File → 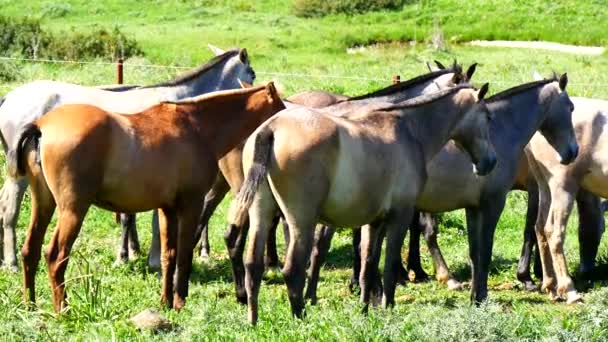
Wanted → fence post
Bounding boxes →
[392,75,400,85]
[116,58,124,85]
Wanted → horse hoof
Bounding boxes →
[447,279,463,291]
[522,281,539,292]
[566,291,583,304]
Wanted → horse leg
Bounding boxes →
[517,179,540,291]
[45,206,88,312]
[282,217,315,320]
[264,215,281,269]
[173,201,201,310]
[21,168,55,305]
[194,174,229,259]
[1,177,28,271]
[421,212,460,290]
[157,208,178,308]
[114,213,138,266]
[383,208,413,308]
[350,227,362,292]
[407,210,429,282]
[224,206,249,304]
[243,182,277,325]
[534,181,558,300]
[466,196,505,304]
[547,185,580,303]
[305,224,335,305]
[359,223,386,311]
[576,189,604,280]
[147,209,161,271]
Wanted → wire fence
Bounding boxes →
[2,55,608,89]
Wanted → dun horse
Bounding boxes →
[307,75,579,305]
[231,84,494,324]
[524,96,608,303]
[193,62,476,266]
[0,48,256,271]
[8,84,284,312]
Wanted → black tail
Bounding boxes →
[229,128,274,226]
[7,123,41,178]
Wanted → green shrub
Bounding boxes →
[0,16,142,60]
[41,2,72,18]
[292,0,406,17]
[0,62,21,82]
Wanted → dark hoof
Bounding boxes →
[349,278,360,294]
[236,291,247,305]
[522,280,539,292]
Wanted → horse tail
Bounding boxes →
[7,122,41,178]
[229,128,274,227]
[0,96,5,108]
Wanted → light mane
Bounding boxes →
[139,49,242,88]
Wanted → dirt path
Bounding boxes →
[469,40,605,56]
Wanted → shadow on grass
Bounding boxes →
[448,255,519,283]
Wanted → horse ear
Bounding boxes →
[207,44,225,56]
[434,60,446,69]
[239,49,249,63]
[238,79,253,88]
[465,63,478,81]
[559,73,568,91]
[426,61,434,72]
[478,83,489,101]
[266,82,277,101]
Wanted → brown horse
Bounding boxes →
[231,84,494,324]
[8,83,285,313]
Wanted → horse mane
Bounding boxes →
[139,49,241,89]
[161,84,268,105]
[379,84,474,111]
[486,76,558,102]
[348,67,462,101]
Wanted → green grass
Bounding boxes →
[1,1,608,340]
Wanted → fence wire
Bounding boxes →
[2,55,608,88]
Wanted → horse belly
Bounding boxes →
[321,146,408,227]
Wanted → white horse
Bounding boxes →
[0,45,256,270]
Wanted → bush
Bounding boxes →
[0,16,143,60]
[292,0,406,17]
[0,62,21,82]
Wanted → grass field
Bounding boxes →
[2,1,608,340]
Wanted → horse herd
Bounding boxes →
[0,45,606,325]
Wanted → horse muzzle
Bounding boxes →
[560,142,579,165]
[473,152,497,176]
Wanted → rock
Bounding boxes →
[129,309,173,331]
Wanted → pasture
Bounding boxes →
[1,0,608,340]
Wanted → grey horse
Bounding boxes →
[0,46,255,270]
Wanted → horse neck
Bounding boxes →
[170,60,240,98]
[488,87,547,158]
[402,95,468,164]
[191,95,279,159]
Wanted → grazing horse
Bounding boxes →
[0,48,255,270]
[231,84,494,324]
[8,84,285,313]
[524,96,608,303]
[194,62,477,264]
[307,75,579,305]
